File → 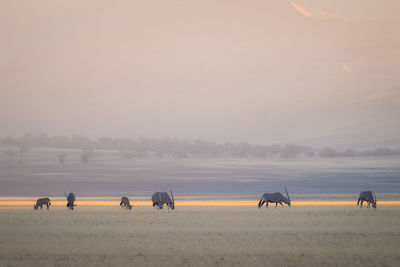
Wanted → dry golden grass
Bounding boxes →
[0,206,399,266]
[2,196,400,207]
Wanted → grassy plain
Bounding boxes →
[1,206,399,266]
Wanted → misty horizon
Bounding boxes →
[2,133,399,160]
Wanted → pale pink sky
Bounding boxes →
[0,0,399,148]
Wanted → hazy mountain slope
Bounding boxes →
[0,0,399,147]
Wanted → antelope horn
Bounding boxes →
[63,190,68,198]
[170,190,174,204]
[373,191,377,203]
[284,186,290,202]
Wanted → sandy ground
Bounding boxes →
[1,206,399,266]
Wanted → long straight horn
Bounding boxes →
[63,190,68,198]
[284,186,290,202]
[373,191,377,203]
[170,191,174,202]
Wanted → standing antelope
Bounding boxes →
[34,198,51,210]
[64,192,76,210]
[357,191,377,208]
[120,196,133,210]
[258,186,291,208]
[152,191,175,210]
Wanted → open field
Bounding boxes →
[1,206,400,266]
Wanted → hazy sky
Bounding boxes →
[1,0,399,148]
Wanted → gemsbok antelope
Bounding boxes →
[34,198,51,210]
[357,191,377,208]
[120,196,133,210]
[152,191,175,210]
[258,186,291,208]
[64,192,76,210]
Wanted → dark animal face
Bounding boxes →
[283,197,291,207]
[372,202,376,208]
[170,202,175,209]
[34,205,38,210]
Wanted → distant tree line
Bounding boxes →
[318,147,398,158]
[1,133,399,159]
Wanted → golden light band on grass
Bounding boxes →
[1,197,400,208]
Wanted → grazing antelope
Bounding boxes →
[34,198,51,210]
[357,191,377,208]
[64,192,76,210]
[258,186,291,208]
[152,191,175,210]
[120,196,133,210]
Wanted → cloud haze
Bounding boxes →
[0,0,399,148]
[290,2,352,22]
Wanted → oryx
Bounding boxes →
[34,198,51,210]
[120,196,133,210]
[258,186,291,208]
[357,191,377,208]
[152,191,175,210]
[64,191,76,210]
